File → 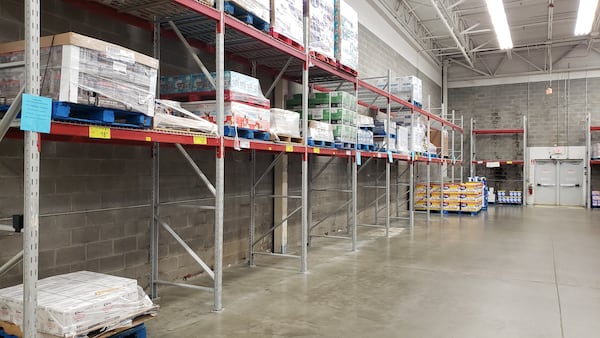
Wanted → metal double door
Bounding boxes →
[534,159,584,206]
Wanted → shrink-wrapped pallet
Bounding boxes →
[0,32,158,116]
[229,0,270,23]
[358,128,374,146]
[334,0,358,70]
[270,108,300,138]
[182,100,270,131]
[271,0,304,45]
[310,0,335,59]
[308,120,334,142]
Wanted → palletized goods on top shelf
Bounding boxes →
[0,32,158,117]
[357,114,374,129]
[310,0,335,59]
[0,271,157,338]
[270,0,304,45]
[334,0,359,71]
[376,76,423,106]
[308,120,335,143]
[155,100,218,134]
[228,0,271,23]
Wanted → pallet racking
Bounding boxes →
[586,113,600,208]
[0,0,464,331]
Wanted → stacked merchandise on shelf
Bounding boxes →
[270,108,301,140]
[0,271,157,338]
[310,0,335,60]
[376,76,423,107]
[0,32,158,118]
[430,129,449,158]
[373,115,397,152]
[396,126,409,154]
[460,182,484,213]
[592,143,600,159]
[497,190,523,204]
[334,0,359,71]
[227,0,270,23]
[161,71,271,133]
[154,100,218,134]
[357,114,375,147]
[286,91,357,146]
[307,120,335,143]
[270,0,304,45]
[396,113,427,154]
[592,191,600,208]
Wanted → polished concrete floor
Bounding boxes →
[146,206,600,337]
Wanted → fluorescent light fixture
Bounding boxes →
[485,0,513,49]
[574,0,599,35]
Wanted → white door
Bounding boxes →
[558,160,584,206]
[534,160,557,205]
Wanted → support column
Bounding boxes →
[23,0,40,336]
[249,150,256,266]
[150,19,161,300]
[274,155,288,253]
[213,0,225,312]
[300,0,310,272]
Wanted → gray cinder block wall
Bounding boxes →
[0,0,440,288]
[449,77,600,191]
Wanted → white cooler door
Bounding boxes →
[534,160,557,205]
[558,160,584,206]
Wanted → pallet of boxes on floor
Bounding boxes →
[415,179,487,215]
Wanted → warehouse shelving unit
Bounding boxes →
[1,0,465,330]
[470,117,528,206]
[586,113,600,209]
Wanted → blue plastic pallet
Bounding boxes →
[223,1,270,32]
[357,144,377,151]
[0,329,18,338]
[307,138,335,148]
[223,126,270,141]
[334,142,356,150]
[52,102,152,129]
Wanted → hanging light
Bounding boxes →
[485,0,513,49]
[574,0,599,35]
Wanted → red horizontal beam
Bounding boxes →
[473,129,524,135]
[591,126,600,131]
[591,160,600,165]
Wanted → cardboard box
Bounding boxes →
[0,32,158,116]
[271,0,304,45]
[334,0,358,70]
[430,130,449,157]
[182,101,270,131]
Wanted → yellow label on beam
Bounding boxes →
[286,145,293,152]
[193,136,207,145]
[145,136,152,142]
[506,161,513,164]
[313,147,320,154]
[89,126,111,139]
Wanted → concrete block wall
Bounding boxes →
[0,0,440,288]
[449,77,600,192]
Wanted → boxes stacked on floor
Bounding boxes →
[0,32,158,118]
[460,182,484,212]
[442,183,462,211]
[160,71,270,133]
[497,190,522,204]
[0,271,156,338]
[592,191,600,208]
[310,0,335,59]
[334,0,359,71]
[415,183,432,210]
[270,0,304,45]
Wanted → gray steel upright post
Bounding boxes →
[523,115,528,206]
[23,0,40,336]
[385,70,391,238]
[460,116,464,182]
[213,0,225,312]
[426,116,431,221]
[150,20,161,300]
[451,110,455,182]
[470,118,475,178]
[249,150,256,266]
[586,113,591,209]
[440,104,446,219]
[352,82,358,251]
[301,1,309,272]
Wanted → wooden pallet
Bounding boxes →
[271,134,303,144]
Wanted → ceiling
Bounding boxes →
[376,0,600,81]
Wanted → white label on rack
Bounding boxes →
[240,140,250,149]
[486,161,500,168]
[113,61,127,73]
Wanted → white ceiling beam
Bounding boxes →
[430,0,474,66]
[552,43,582,66]
[494,55,507,76]
[448,0,467,9]
[450,58,490,76]
[460,23,480,35]
[513,52,545,72]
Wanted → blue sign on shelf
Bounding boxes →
[356,150,361,166]
[388,151,393,163]
[20,94,52,133]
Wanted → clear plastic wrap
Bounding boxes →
[358,128,374,145]
[182,100,270,131]
[271,0,304,44]
[357,114,374,129]
[396,126,409,153]
[376,76,423,104]
[310,0,335,58]
[230,0,270,22]
[0,33,158,117]
[0,271,157,338]
[308,120,334,142]
[332,124,357,143]
[270,108,300,138]
[161,71,269,107]
[334,0,358,70]
[154,100,218,134]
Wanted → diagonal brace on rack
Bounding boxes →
[265,57,293,98]
[0,87,24,143]
[168,21,216,90]
[176,144,216,197]
[252,205,302,247]
[255,152,284,188]
[0,250,23,278]
[311,156,337,181]
[158,219,215,280]
[310,199,352,232]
